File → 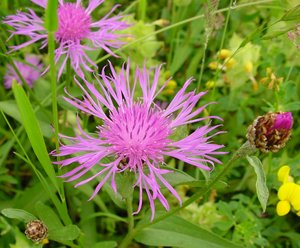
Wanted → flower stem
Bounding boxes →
[119,193,135,248]
[127,194,134,233]
[48,32,59,154]
[119,141,256,247]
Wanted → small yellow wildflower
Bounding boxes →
[166,80,177,90]
[277,165,293,184]
[277,182,300,216]
[163,88,175,96]
[42,238,49,245]
[244,61,253,73]
[276,200,290,216]
[224,58,236,69]
[205,80,215,89]
[208,61,219,70]
[218,49,231,60]
[260,67,283,92]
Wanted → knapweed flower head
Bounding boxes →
[276,165,300,217]
[4,55,42,89]
[52,61,225,220]
[247,112,293,153]
[25,220,48,243]
[4,0,129,78]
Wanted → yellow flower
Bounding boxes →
[208,61,219,70]
[205,80,215,89]
[224,58,236,69]
[166,80,177,90]
[218,49,231,60]
[260,67,283,92]
[163,88,175,96]
[277,165,293,184]
[276,200,290,216]
[244,61,253,73]
[277,182,300,216]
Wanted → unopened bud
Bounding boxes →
[153,19,170,27]
[25,220,48,243]
[247,112,293,153]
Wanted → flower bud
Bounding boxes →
[218,49,231,59]
[25,220,48,243]
[246,112,293,153]
[208,61,219,70]
[244,61,253,73]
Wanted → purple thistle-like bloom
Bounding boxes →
[4,0,129,78]
[53,61,225,220]
[273,112,293,130]
[4,55,43,89]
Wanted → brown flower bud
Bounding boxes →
[247,112,293,153]
[25,220,48,243]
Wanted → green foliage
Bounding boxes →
[135,215,241,248]
[246,156,269,212]
[1,0,300,247]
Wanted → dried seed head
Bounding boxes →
[25,220,48,243]
[247,112,293,153]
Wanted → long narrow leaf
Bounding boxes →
[12,82,60,193]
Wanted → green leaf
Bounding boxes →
[0,100,21,122]
[35,201,63,231]
[12,83,60,193]
[246,156,269,212]
[1,208,36,223]
[0,100,53,138]
[281,4,300,21]
[45,0,58,31]
[162,167,197,186]
[92,241,118,248]
[10,228,40,248]
[48,225,81,242]
[117,172,135,198]
[283,101,300,111]
[135,215,241,248]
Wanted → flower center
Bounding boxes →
[56,3,91,42]
[101,104,171,165]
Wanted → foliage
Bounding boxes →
[0,0,300,247]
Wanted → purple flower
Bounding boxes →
[4,0,129,78]
[273,112,293,130]
[4,55,43,89]
[247,112,293,153]
[52,61,225,220]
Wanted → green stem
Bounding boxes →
[196,32,210,92]
[119,191,135,248]
[127,194,134,233]
[48,31,59,154]
[119,142,256,247]
[66,58,72,88]
[95,0,273,64]
[209,0,233,102]
[138,0,147,21]
[48,30,68,217]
